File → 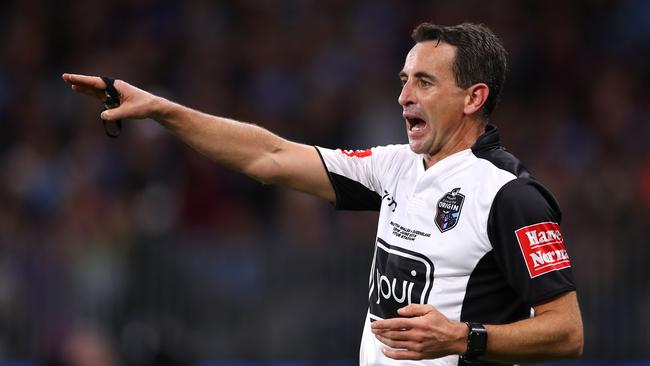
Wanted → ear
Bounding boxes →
[463,83,489,116]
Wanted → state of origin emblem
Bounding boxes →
[435,188,465,233]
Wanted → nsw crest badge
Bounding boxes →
[435,188,465,233]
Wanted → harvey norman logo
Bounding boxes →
[515,222,571,278]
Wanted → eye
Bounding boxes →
[400,78,407,87]
[418,79,432,88]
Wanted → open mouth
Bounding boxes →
[406,117,427,131]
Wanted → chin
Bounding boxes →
[408,140,427,154]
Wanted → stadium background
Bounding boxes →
[1,0,649,365]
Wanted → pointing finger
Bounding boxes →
[70,84,107,101]
[62,73,107,90]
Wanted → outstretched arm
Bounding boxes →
[62,73,335,202]
[371,291,583,363]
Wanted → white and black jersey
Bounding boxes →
[315,125,575,366]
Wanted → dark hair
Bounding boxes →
[411,23,507,119]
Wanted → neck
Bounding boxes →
[423,119,485,169]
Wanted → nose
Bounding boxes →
[398,80,414,107]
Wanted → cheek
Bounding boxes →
[436,94,465,117]
[425,99,455,124]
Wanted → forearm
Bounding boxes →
[482,308,583,363]
[63,74,335,200]
[152,97,290,183]
[473,292,583,364]
[372,293,583,364]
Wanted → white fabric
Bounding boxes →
[317,146,517,366]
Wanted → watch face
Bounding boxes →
[466,323,487,358]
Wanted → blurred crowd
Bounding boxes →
[0,0,649,364]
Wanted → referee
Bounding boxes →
[63,22,583,366]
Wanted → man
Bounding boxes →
[63,23,583,365]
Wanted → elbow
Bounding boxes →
[564,339,583,359]
[242,154,282,185]
[247,171,277,186]
[569,334,584,359]
[250,165,281,185]
[564,325,584,359]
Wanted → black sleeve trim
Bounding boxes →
[313,146,381,211]
[529,286,577,307]
[329,173,382,211]
[314,146,341,208]
[487,178,575,305]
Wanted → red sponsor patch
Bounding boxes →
[338,148,372,158]
[515,222,571,278]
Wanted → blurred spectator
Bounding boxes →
[0,0,648,363]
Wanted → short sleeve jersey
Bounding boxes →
[315,125,575,366]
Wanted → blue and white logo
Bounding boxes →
[435,187,465,233]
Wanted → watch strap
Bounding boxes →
[462,322,487,362]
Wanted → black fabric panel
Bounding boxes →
[458,252,529,366]
[471,124,531,179]
[459,251,530,324]
[471,125,574,305]
[313,146,382,211]
[487,178,575,305]
[460,126,574,366]
[329,173,382,211]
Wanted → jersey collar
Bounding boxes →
[417,124,501,181]
[418,148,473,183]
[471,124,501,154]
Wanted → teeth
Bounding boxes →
[408,118,425,132]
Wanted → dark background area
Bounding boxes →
[0,0,649,365]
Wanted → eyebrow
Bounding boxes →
[398,71,437,82]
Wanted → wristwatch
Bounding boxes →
[462,322,488,362]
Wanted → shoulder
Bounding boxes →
[472,145,530,179]
[371,143,415,164]
[316,144,411,159]
[491,177,562,224]
[371,144,413,158]
[469,133,560,218]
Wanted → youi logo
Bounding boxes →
[368,238,434,321]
